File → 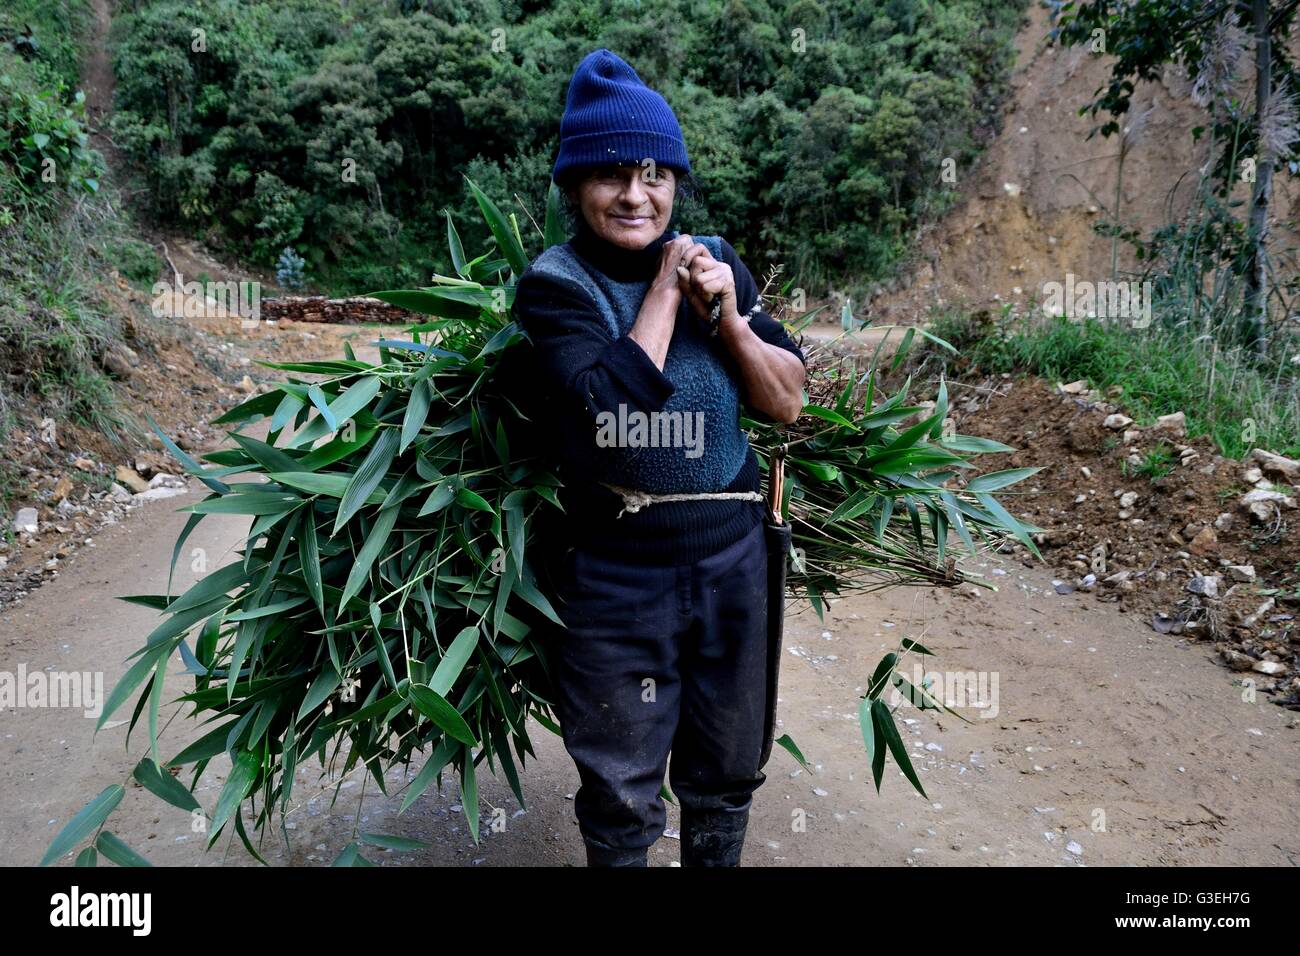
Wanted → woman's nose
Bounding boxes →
[620,173,648,205]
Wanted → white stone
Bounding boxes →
[1153,412,1187,437]
[11,507,38,534]
[133,487,190,501]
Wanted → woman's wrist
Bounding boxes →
[715,310,754,350]
[714,298,763,344]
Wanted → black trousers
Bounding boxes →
[548,519,770,866]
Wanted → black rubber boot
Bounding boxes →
[679,808,750,867]
[584,841,649,867]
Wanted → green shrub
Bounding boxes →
[927,310,1300,459]
[0,76,102,199]
[106,238,162,287]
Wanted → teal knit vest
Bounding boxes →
[523,232,751,494]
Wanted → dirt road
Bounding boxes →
[3,443,1296,866]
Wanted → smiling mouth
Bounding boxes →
[612,214,650,225]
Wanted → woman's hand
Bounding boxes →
[676,247,739,326]
[650,234,701,305]
[679,241,806,424]
[631,234,702,371]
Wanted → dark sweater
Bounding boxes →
[511,218,806,564]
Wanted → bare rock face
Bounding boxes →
[1253,661,1289,676]
[11,507,39,535]
[1239,488,1296,522]
[1220,648,1256,671]
[1226,565,1256,583]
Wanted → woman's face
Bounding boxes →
[569,163,676,250]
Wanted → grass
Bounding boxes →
[928,308,1300,460]
[106,237,163,288]
[0,0,150,518]
[1121,442,1176,482]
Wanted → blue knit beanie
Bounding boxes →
[552,48,691,183]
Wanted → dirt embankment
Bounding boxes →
[949,375,1298,709]
[0,300,409,609]
[864,3,1300,325]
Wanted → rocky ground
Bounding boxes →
[953,376,1298,709]
[0,284,410,609]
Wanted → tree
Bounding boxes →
[1051,0,1300,355]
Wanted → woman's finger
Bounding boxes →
[678,243,712,271]
[690,265,730,295]
[681,282,709,320]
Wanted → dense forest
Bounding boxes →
[105,0,1027,294]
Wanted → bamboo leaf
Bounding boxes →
[94,831,152,867]
[875,699,928,798]
[455,487,493,512]
[408,685,477,745]
[543,181,567,249]
[39,786,124,866]
[335,429,400,532]
[774,734,811,772]
[940,435,1016,454]
[461,745,480,843]
[132,757,201,813]
[211,749,261,835]
[446,208,467,276]
[359,832,431,851]
[966,466,1042,492]
[339,505,400,609]
[307,384,338,432]
[860,698,882,792]
[300,509,324,616]
[398,737,459,813]
[429,626,479,696]
[401,380,431,453]
[465,176,528,276]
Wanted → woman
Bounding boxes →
[511,48,807,867]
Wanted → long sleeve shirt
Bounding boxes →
[510,217,805,564]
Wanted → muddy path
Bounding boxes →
[3,432,1296,866]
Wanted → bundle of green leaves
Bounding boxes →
[41,179,1039,867]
